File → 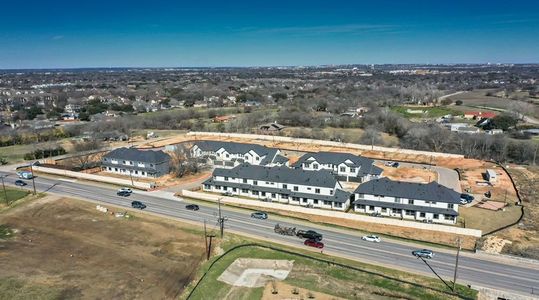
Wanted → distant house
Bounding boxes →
[293,152,383,183]
[464,111,496,120]
[486,169,497,183]
[213,115,236,123]
[486,129,503,135]
[101,147,171,178]
[203,164,352,211]
[456,126,481,134]
[189,141,288,168]
[258,122,286,133]
[353,178,460,224]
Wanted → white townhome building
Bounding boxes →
[189,141,289,168]
[101,147,171,178]
[353,178,460,224]
[202,164,352,211]
[293,151,383,182]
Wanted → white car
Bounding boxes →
[118,188,133,194]
[362,235,381,243]
[384,161,394,167]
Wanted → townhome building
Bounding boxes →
[101,147,171,178]
[202,164,352,211]
[293,151,383,182]
[190,141,289,168]
[353,178,460,224]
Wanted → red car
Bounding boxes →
[304,239,324,249]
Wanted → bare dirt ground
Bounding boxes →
[376,164,437,183]
[0,196,205,299]
[261,281,346,300]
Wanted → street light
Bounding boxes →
[1,175,8,205]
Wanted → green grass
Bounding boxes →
[0,187,29,206]
[0,224,14,239]
[392,106,464,119]
[182,235,477,300]
[0,277,64,300]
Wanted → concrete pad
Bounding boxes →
[218,258,294,288]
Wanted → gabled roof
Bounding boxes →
[193,141,278,159]
[213,164,338,188]
[294,151,381,174]
[104,147,170,163]
[272,154,289,165]
[354,177,461,204]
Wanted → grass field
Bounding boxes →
[0,196,205,299]
[458,204,522,234]
[0,187,29,207]
[391,106,463,119]
[183,235,477,300]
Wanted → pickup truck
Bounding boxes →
[296,230,323,241]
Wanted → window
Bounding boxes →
[243,178,248,183]
[225,154,229,158]
[448,204,454,209]
[307,187,311,190]
[339,166,345,172]
[233,188,237,192]
[293,186,298,191]
[241,188,249,193]
[122,160,126,164]
[433,214,439,219]
[392,208,402,214]
[252,191,259,196]
[445,215,455,220]
[266,181,270,185]
[368,206,374,211]
[420,212,426,218]
[114,168,118,171]
[313,199,318,204]
[350,167,356,173]
[255,157,259,161]
[134,171,138,174]
[394,198,401,203]
[315,188,320,194]
[324,201,331,205]
[283,184,287,189]
[281,194,289,199]
[204,184,211,189]
[271,193,276,198]
[141,172,145,175]
[302,198,308,203]
[224,176,229,181]
[261,192,266,197]
[329,189,333,194]
[405,210,414,216]
[334,203,342,208]
[313,163,318,170]
[408,199,414,205]
[357,193,364,198]
[292,197,299,201]
[381,207,387,213]
[216,186,221,190]
[253,180,258,185]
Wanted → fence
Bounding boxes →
[32,166,153,189]
[182,190,482,237]
[187,132,465,159]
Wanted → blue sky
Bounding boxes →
[1,0,538,68]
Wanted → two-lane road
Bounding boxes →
[1,172,538,297]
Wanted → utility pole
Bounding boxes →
[452,237,462,292]
[1,175,8,205]
[30,165,37,195]
[533,143,538,166]
[129,169,134,187]
[217,197,227,238]
[204,220,215,260]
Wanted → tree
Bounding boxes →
[455,100,463,106]
[440,99,453,106]
[169,144,203,178]
[68,140,102,170]
[490,114,518,131]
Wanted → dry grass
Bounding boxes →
[0,196,205,299]
[458,204,522,234]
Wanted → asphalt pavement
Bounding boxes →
[1,172,538,297]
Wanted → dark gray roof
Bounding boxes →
[294,151,381,175]
[273,154,289,165]
[352,199,458,216]
[203,179,351,203]
[194,140,278,160]
[354,177,461,204]
[213,164,338,188]
[103,147,170,163]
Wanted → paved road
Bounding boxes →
[2,172,538,297]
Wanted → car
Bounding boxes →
[251,211,268,219]
[223,191,233,196]
[131,201,146,209]
[391,162,400,168]
[412,249,434,259]
[296,230,323,241]
[304,239,324,249]
[384,161,394,167]
[185,204,200,211]
[362,235,381,243]
[117,190,131,197]
[460,193,474,204]
[14,180,27,186]
[118,188,133,194]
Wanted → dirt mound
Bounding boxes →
[481,236,512,254]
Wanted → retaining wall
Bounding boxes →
[187,132,465,159]
[182,190,482,237]
[32,166,153,189]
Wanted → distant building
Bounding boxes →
[101,147,171,178]
[486,129,503,135]
[189,141,288,168]
[464,111,496,119]
[213,115,236,123]
[486,169,497,183]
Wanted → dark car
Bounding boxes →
[15,180,27,186]
[391,162,400,168]
[304,239,324,249]
[117,190,131,197]
[412,249,434,259]
[131,201,146,209]
[296,230,323,241]
[460,193,474,204]
[185,204,200,211]
[251,211,268,219]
